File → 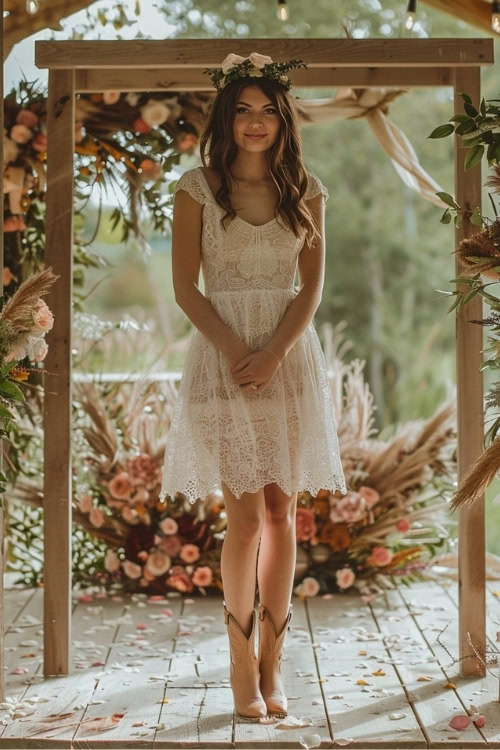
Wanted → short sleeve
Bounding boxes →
[172,169,206,205]
[305,173,329,203]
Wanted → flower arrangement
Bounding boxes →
[429,91,500,509]
[7,318,457,598]
[203,52,307,92]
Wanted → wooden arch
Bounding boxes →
[34,38,493,678]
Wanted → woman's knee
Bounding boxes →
[221,482,265,538]
[264,484,297,527]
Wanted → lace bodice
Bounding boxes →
[173,167,329,297]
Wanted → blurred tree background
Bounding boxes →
[6,0,500,551]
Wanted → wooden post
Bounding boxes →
[43,68,75,675]
[0,0,5,702]
[454,65,486,677]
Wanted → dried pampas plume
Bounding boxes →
[449,438,500,511]
[0,267,59,329]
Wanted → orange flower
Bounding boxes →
[9,367,29,381]
[319,521,351,551]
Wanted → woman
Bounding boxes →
[160,52,347,721]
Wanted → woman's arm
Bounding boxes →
[263,193,326,362]
[172,188,252,364]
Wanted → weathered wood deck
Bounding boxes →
[0,580,498,749]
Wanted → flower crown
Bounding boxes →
[203,52,307,93]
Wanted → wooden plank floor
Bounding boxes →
[0,580,498,748]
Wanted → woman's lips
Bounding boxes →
[245,134,266,139]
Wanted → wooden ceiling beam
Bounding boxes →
[420,0,496,35]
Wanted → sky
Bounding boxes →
[5,1,176,91]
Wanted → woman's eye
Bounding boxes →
[236,107,276,114]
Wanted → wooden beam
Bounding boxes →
[35,38,494,70]
[421,0,495,36]
[43,68,75,676]
[453,66,486,677]
[0,0,5,704]
[75,66,455,92]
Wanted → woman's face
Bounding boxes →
[232,85,281,153]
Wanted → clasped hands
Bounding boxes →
[230,348,281,394]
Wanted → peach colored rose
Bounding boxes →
[180,543,200,563]
[395,518,411,534]
[294,576,320,597]
[10,124,32,144]
[158,534,182,557]
[160,517,178,535]
[140,99,170,127]
[3,267,14,286]
[103,91,120,105]
[329,492,367,524]
[358,485,380,509]
[192,566,213,587]
[296,507,317,542]
[166,565,193,593]
[336,567,356,590]
[367,545,393,567]
[16,108,39,128]
[4,215,27,232]
[32,132,47,152]
[109,471,134,499]
[33,341,48,362]
[32,299,54,332]
[145,550,171,577]
[123,560,142,579]
[104,549,121,573]
[127,454,160,490]
[89,506,105,528]
[77,493,93,513]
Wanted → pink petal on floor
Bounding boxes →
[449,714,472,730]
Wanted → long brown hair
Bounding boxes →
[199,76,321,249]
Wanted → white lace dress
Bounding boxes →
[159,167,347,504]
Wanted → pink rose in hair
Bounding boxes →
[296,507,317,542]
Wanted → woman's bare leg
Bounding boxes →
[220,480,266,637]
[257,482,298,631]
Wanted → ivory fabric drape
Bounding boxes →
[295,87,448,209]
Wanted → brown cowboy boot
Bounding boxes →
[257,603,293,717]
[223,601,268,721]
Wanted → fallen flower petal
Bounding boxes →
[444,682,456,689]
[449,714,472,730]
[417,676,433,681]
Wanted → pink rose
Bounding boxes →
[32,133,47,152]
[109,471,134,500]
[367,545,393,567]
[104,549,121,573]
[329,492,367,524]
[180,543,200,563]
[145,550,171,577]
[358,485,380,509]
[294,576,320,597]
[32,299,54,332]
[77,493,93,513]
[3,215,27,232]
[296,507,316,542]
[103,91,120,105]
[166,565,193,593]
[395,518,411,534]
[336,567,356,590]
[127,454,161,490]
[123,560,142,579]
[159,517,178,535]
[158,534,182,558]
[192,566,213,587]
[89,506,105,528]
[16,108,39,128]
[10,124,32,144]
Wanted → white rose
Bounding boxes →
[221,53,246,74]
[140,99,170,127]
[248,52,273,69]
[248,68,264,78]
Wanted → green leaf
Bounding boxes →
[0,381,25,402]
[480,98,486,117]
[449,114,471,123]
[469,213,483,226]
[436,191,459,209]
[455,120,477,136]
[440,209,452,224]
[460,92,472,105]
[464,144,484,170]
[428,124,455,139]
[464,102,479,118]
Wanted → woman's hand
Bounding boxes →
[230,349,281,393]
